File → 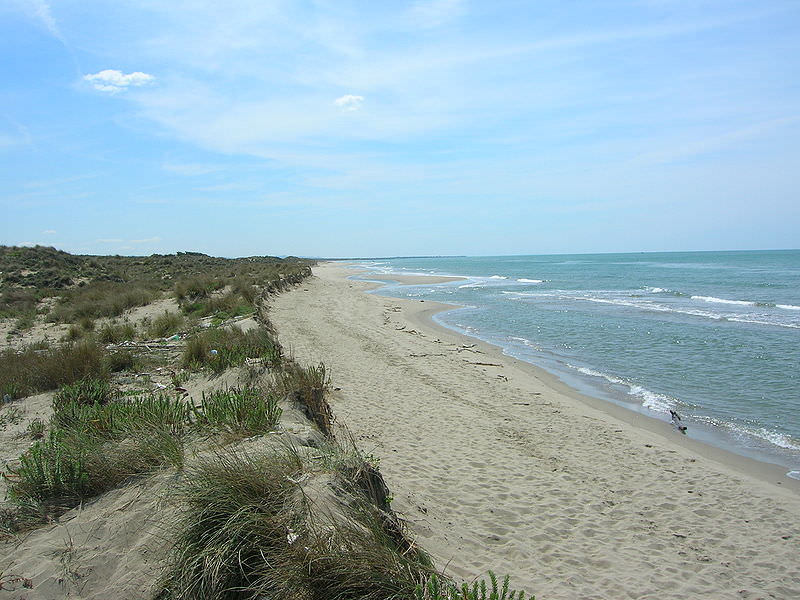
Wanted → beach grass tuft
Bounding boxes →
[182,326,282,374]
[193,387,281,438]
[158,449,301,600]
[277,361,334,437]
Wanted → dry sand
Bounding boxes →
[270,262,800,600]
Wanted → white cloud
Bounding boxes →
[42,229,56,235]
[334,94,364,111]
[83,69,155,93]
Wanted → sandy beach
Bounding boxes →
[270,262,800,600]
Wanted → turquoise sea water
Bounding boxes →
[351,250,800,478]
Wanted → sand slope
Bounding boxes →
[269,263,800,600]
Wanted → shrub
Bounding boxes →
[49,282,157,323]
[8,426,184,506]
[97,321,137,343]
[148,311,185,339]
[174,276,224,302]
[105,350,137,373]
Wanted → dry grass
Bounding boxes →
[0,340,108,400]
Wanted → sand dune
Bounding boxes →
[270,262,800,600]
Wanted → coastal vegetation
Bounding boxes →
[0,245,532,600]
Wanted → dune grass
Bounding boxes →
[0,340,108,400]
[48,281,158,323]
[276,361,334,438]
[182,326,282,374]
[158,449,302,600]
[96,320,137,343]
[192,387,281,438]
[147,310,186,338]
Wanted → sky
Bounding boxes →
[1,0,799,258]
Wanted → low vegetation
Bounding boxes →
[182,326,282,374]
[0,340,108,400]
[0,247,534,599]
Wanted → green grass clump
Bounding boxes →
[159,449,301,600]
[174,276,225,302]
[182,326,281,374]
[54,377,114,407]
[193,387,281,437]
[97,321,137,343]
[277,362,333,437]
[8,392,189,508]
[52,392,191,436]
[0,340,108,399]
[148,310,186,338]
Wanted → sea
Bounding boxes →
[349,250,800,479]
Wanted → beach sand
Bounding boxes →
[270,262,800,600]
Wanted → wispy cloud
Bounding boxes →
[42,229,56,235]
[18,0,65,41]
[333,94,364,111]
[84,69,155,93]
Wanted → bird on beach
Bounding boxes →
[670,409,687,435]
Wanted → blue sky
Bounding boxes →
[1,0,799,257]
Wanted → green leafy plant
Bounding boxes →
[415,572,531,600]
[193,387,281,437]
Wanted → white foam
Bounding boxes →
[489,275,507,279]
[787,471,800,480]
[517,278,543,283]
[691,295,756,306]
[568,365,674,413]
[647,287,667,293]
[777,304,800,310]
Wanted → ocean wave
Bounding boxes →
[693,415,800,451]
[691,295,757,306]
[507,335,541,350]
[787,471,800,481]
[489,275,507,279]
[777,304,800,310]
[567,364,674,412]
[502,290,800,329]
[518,278,543,283]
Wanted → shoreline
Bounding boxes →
[270,262,800,598]
[405,293,799,493]
[347,265,800,488]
